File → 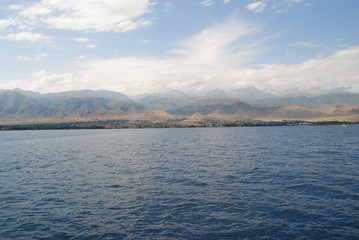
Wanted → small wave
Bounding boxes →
[106,184,122,189]
[287,183,308,189]
[287,183,359,200]
[271,207,323,221]
[70,232,127,240]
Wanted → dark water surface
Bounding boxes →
[1,126,358,239]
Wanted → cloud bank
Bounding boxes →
[1,17,358,95]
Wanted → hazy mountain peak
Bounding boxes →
[157,89,190,98]
[43,89,131,102]
[206,89,229,98]
[5,88,42,97]
[232,87,275,99]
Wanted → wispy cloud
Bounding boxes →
[138,39,152,44]
[86,44,97,49]
[244,0,307,14]
[15,53,49,62]
[201,0,214,7]
[164,2,175,12]
[0,31,49,43]
[4,0,154,32]
[223,0,231,4]
[288,41,316,48]
[284,0,304,6]
[245,1,267,13]
[171,17,258,63]
[0,19,17,29]
[73,38,91,43]
[272,0,307,13]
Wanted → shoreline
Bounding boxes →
[0,119,357,131]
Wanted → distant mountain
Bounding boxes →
[274,87,353,97]
[205,89,230,98]
[0,88,358,122]
[42,89,131,102]
[139,87,275,114]
[251,92,359,108]
[11,88,42,98]
[129,109,178,120]
[202,87,275,100]
[138,89,194,111]
[170,98,238,115]
[36,90,134,108]
[0,90,144,120]
[160,92,359,121]
[0,91,49,119]
[50,97,142,118]
[315,103,359,115]
[311,92,359,106]
[173,99,324,120]
[231,87,275,99]
[155,89,191,98]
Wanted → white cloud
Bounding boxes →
[73,38,91,43]
[1,18,259,94]
[234,46,359,92]
[72,18,258,94]
[1,18,358,95]
[86,44,97,49]
[201,0,214,7]
[284,0,304,5]
[8,4,24,11]
[272,0,306,13]
[0,71,80,93]
[0,31,49,43]
[18,4,52,17]
[0,19,17,29]
[288,41,316,48]
[171,17,259,63]
[164,2,175,12]
[15,53,49,62]
[245,1,267,13]
[33,53,49,61]
[223,0,231,4]
[7,0,154,32]
[15,56,31,61]
[138,39,152,44]
[4,46,359,95]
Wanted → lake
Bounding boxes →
[0,126,358,239]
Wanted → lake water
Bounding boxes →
[0,126,358,239]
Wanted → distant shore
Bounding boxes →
[0,119,357,131]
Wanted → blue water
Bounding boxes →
[0,126,358,239]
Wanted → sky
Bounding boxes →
[0,0,358,96]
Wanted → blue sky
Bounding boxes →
[0,0,358,95]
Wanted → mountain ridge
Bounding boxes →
[0,88,358,123]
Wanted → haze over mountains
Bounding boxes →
[1,87,359,123]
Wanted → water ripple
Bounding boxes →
[0,126,358,239]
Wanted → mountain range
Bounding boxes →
[1,88,358,123]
